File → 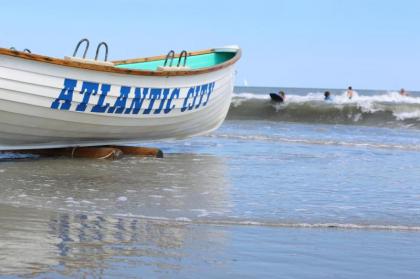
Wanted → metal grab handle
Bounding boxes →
[163,50,175,67]
[95,42,109,61]
[10,47,31,53]
[177,50,188,67]
[73,38,90,58]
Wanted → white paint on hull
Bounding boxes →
[0,52,237,150]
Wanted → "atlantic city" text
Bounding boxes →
[51,78,215,115]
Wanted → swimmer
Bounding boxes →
[346,86,354,100]
[279,91,286,102]
[399,88,409,96]
[324,91,332,101]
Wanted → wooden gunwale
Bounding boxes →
[0,47,241,77]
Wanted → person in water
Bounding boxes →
[400,88,409,96]
[346,86,354,99]
[324,91,332,101]
[279,91,286,102]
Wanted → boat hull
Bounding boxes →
[0,52,237,150]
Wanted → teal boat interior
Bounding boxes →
[115,51,236,71]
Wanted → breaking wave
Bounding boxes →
[228,91,420,128]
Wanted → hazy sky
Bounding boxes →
[1,0,419,90]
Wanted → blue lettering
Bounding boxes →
[143,88,161,114]
[154,88,170,114]
[125,88,148,114]
[202,82,215,106]
[164,88,180,114]
[91,84,111,113]
[181,87,195,112]
[76,81,99,112]
[188,86,201,111]
[51,78,77,110]
[108,86,130,114]
[195,84,208,109]
[52,78,216,115]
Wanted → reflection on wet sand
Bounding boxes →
[1,205,229,276]
[0,154,231,219]
[0,154,231,276]
[0,205,60,275]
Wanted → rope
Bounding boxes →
[97,149,116,160]
[71,147,77,158]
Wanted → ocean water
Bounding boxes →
[1,87,420,278]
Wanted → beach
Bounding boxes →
[1,87,420,277]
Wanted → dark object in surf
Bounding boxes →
[270,92,285,103]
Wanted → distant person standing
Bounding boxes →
[324,91,332,101]
[346,86,354,100]
[399,88,409,96]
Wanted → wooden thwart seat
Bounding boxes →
[64,56,115,67]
